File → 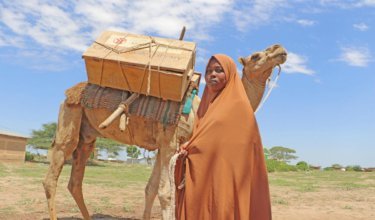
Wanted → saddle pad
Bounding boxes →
[81,83,185,125]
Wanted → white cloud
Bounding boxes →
[353,23,369,31]
[355,0,375,7]
[338,47,372,67]
[200,77,206,86]
[0,29,24,47]
[267,80,279,88]
[0,0,234,53]
[297,19,316,26]
[0,1,88,51]
[320,0,375,8]
[282,52,315,75]
[233,0,287,31]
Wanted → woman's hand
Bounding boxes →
[178,141,189,156]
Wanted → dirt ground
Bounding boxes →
[0,162,374,220]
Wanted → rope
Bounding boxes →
[169,152,182,220]
[139,39,160,96]
[254,65,282,114]
[94,40,193,54]
[157,41,173,98]
[97,34,128,86]
[94,35,193,97]
[169,122,186,220]
[117,57,132,91]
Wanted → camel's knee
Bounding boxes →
[67,180,82,195]
[67,183,78,195]
[50,138,79,161]
[145,181,158,198]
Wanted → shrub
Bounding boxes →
[296,161,310,171]
[352,165,363,172]
[25,152,35,161]
[331,164,343,169]
[345,165,355,171]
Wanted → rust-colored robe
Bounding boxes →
[175,54,272,220]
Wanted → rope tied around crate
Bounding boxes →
[93,36,193,132]
[94,38,193,97]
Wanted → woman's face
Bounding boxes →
[205,58,227,93]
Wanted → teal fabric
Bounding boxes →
[182,89,197,114]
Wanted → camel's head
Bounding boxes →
[239,44,287,82]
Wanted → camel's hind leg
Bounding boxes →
[143,150,162,220]
[43,102,82,220]
[67,117,98,220]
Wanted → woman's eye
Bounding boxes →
[206,68,224,74]
[214,68,224,73]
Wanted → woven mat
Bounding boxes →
[81,84,188,125]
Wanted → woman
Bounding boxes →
[174,54,272,219]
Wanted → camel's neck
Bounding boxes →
[241,74,266,112]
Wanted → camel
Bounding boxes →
[43,44,287,220]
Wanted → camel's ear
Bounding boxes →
[238,57,246,66]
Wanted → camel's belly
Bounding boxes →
[84,108,180,151]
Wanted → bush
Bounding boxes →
[331,164,343,169]
[266,159,297,172]
[296,161,310,171]
[352,165,363,172]
[25,152,35,161]
[345,165,355,171]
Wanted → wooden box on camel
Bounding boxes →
[82,30,196,102]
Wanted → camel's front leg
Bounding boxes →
[43,102,82,220]
[143,150,162,220]
[43,147,66,220]
[158,144,176,220]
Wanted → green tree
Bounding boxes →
[269,146,298,163]
[127,145,141,159]
[331,163,343,169]
[27,122,57,149]
[296,161,310,171]
[263,147,270,160]
[28,122,123,157]
[95,137,123,159]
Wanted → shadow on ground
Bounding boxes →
[42,213,140,220]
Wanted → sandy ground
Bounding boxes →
[0,162,374,220]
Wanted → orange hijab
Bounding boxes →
[175,54,272,219]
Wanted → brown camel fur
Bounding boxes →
[43,44,287,220]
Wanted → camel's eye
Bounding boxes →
[266,45,279,52]
[251,53,261,61]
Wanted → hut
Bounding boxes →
[0,129,29,163]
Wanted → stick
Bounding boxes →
[179,26,186,41]
[99,93,139,129]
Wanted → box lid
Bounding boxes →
[83,30,196,73]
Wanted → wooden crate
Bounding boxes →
[82,30,196,101]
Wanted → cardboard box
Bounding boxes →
[82,30,196,101]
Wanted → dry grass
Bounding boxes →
[0,161,374,219]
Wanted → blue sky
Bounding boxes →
[0,0,374,167]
